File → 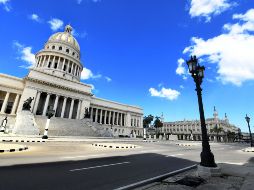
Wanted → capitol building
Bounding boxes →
[0,25,143,137]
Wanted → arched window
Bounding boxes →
[59,46,62,50]
[48,62,51,68]
[66,49,69,53]
[54,62,58,69]
[72,52,75,56]
[52,46,55,50]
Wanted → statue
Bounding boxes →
[0,116,8,132]
[84,107,90,118]
[22,97,34,111]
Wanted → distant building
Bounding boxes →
[161,107,239,141]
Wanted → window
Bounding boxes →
[47,46,49,49]
[63,65,66,71]
[66,49,69,53]
[72,52,75,56]
[52,46,55,49]
[54,62,58,69]
[48,62,51,68]
[59,46,62,50]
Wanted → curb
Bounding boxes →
[1,139,46,143]
[176,143,196,147]
[0,146,28,153]
[114,164,197,190]
[92,143,138,149]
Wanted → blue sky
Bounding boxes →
[0,0,254,132]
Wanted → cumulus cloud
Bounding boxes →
[149,87,180,101]
[0,0,11,11]
[48,18,64,31]
[176,58,188,80]
[81,67,102,80]
[13,42,35,68]
[183,8,254,86]
[29,14,41,22]
[189,0,236,22]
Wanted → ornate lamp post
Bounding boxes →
[42,105,55,139]
[186,55,217,167]
[245,114,253,147]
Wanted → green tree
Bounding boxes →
[153,116,163,136]
[210,124,224,141]
[143,114,154,128]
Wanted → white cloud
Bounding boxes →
[29,14,41,22]
[81,67,102,80]
[149,87,180,101]
[180,85,184,89]
[176,58,188,80]
[72,29,88,38]
[189,0,236,22]
[0,0,10,11]
[105,76,112,82]
[48,18,64,31]
[13,42,35,68]
[183,8,254,86]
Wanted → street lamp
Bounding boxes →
[245,114,253,147]
[186,55,217,167]
[42,105,55,139]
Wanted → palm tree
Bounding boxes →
[210,124,224,142]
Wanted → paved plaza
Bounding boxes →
[0,136,253,190]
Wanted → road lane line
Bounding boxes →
[166,154,184,157]
[70,161,130,172]
[61,154,106,159]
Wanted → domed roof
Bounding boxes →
[48,25,80,51]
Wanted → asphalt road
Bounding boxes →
[0,153,195,190]
[0,141,251,190]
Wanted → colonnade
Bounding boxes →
[36,55,81,78]
[90,107,126,126]
[0,90,21,115]
[33,91,82,119]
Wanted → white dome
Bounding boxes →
[47,25,80,51]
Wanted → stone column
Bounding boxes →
[112,112,115,125]
[71,63,74,74]
[41,56,46,67]
[95,108,98,123]
[33,91,41,114]
[42,93,51,116]
[116,112,119,125]
[1,92,10,113]
[99,109,103,124]
[109,111,112,125]
[11,94,20,114]
[67,61,70,73]
[76,100,81,119]
[53,95,59,113]
[104,110,107,124]
[61,97,67,118]
[62,58,66,70]
[69,99,75,119]
[46,55,51,67]
[51,56,56,68]
[120,113,123,126]
[57,57,61,69]
[90,107,93,120]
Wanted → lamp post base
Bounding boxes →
[42,135,48,139]
[200,150,217,167]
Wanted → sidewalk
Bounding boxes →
[134,159,254,190]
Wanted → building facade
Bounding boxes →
[161,107,239,141]
[0,25,143,137]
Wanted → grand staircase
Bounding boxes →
[34,116,113,137]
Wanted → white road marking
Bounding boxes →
[61,154,106,159]
[70,161,130,172]
[219,162,244,165]
[166,154,184,157]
